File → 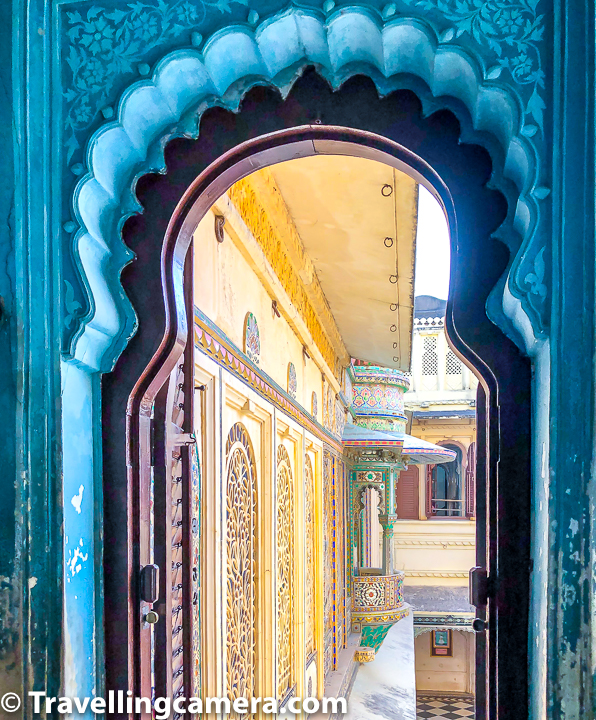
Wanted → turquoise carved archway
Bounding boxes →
[63,1,549,376]
[52,0,556,716]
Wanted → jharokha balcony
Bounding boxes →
[344,363,455,662]
[351,572,409,661]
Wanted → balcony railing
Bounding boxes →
[431,498,464,517]
[351,572,410,658]
[352,571,408,627]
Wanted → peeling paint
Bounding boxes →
[28,576,37,589]
[67,546,88,577]
[71,484,84,514]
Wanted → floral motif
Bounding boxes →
[225,423,257,714]
[243,312,260,365]
[311,391,318,419]
[409,0,545,130]
[62,0,249,160]
[287,362,297,399]
[276,444,295,699]
[304,456,316,658]
[61,0,545,164]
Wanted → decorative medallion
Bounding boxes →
[312,391,318,418]
[354,581,386,608]
[287,362,297,399]
[243,312,260,365]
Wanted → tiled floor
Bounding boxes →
[416,694,475,719]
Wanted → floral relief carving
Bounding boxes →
[287,363,297,400]
[63,0,249,159]
[225,423,257,715]
[404,0,545,131]
[243,312,260,365]
[304,455,316,659]
[276,444,295,700]
[62,0,550,371]
[62,0,546,164]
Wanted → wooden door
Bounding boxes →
[152,246,195,714]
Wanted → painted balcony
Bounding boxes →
[351,571,410,660]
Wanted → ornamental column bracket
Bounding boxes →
[62,0,549,374]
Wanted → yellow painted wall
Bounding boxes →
[410,420,476,455]
[196,348,328,708]
[414,631,475,694]
[393,519,476,587]
[193,200,350,710]
[194,207,332,421]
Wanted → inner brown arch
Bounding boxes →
[102,70,531,720]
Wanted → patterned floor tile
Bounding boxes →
[416,694,475,719]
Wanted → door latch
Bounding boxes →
[469,566,488,609]
[140,564,160,604]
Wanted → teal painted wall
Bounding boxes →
[0,0,20,703]
[2,0,595,717]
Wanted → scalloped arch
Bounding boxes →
[70,5,543,373]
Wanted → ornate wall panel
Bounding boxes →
[304,454,316,661]
[14,0,596,715]
[62,2,551,378]
[335,457,346,654]
[191,443,202,696]
[276,444,295,701]
[322,449,334,679]
[225,423,258,712]
[194,308,344,448]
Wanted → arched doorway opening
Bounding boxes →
[102,71,531,720]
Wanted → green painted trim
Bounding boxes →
[360,623,393,653]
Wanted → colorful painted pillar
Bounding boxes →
[343,363,455,662]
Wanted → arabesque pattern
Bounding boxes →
[225,424,257,715]
[323,449,334,677]
[305,455,316,660]
[276,444,295,700]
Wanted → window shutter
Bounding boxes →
[396,465,419,519]
[425,464,434,517]
[466,442,476,518]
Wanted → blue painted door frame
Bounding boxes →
[0,0,594,718]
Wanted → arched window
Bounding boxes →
[429,444,464,517]
[356,486,384,572]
